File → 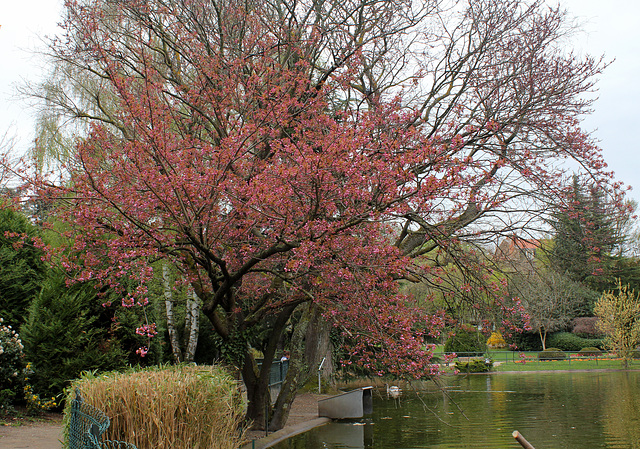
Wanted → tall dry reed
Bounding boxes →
[67,364,245,449]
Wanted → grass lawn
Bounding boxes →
[432,346,640,372]
[493,356,639,371]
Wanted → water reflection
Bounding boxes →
[273,371,640,449]
[603,372,640,448]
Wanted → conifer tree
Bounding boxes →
[550,176,621,293]
[21,272,130,401]
[0,207,47,329]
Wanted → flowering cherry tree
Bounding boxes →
[19,0,628,429]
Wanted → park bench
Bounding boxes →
[69,389,138,449]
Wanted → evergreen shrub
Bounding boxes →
[538,348,566,360]
[578,347,602,356]
[21,273,128,402]
[547,332,603,351]
[506,331,542,351]
[444,327,487,356]
[0,208,47,329]
[455,358,493,373]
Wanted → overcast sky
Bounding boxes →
[1,0,638,202]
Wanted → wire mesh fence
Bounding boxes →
[69,389,138,449]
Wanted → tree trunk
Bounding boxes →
[163,264,183,363]
[270,304,332,430]
[184,289,200,363]
[240,303,299,431]
[304,306,334,381]
[242,353,271,431]
[269,304,313,430]
[539,327,547,351]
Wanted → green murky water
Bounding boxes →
[273,371,640,448]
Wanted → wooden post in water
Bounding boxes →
[512,430,536,449]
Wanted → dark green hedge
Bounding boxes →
[444,328,487,356]
[547,332,603,351]
[505,331,543,351]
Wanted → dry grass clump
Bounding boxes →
[67,364,245,449]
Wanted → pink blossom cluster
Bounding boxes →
[135,323,158,338]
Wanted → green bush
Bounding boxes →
[21,273,129,402]
[67,365,245,449]
[538,348,566,360]
[455,358,493,373]
[444,328,487,356]
[0,208,47,330]
[578,347,602,356]
[547,332,603,351]
[506,331,542,351]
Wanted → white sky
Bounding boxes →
[1,0,639,202]
[0,1,63,147]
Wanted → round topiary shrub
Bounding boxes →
[578,347,602,357]
[444,328,487,356]
[538,348,566,360]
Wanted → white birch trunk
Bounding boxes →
[163,264,183,363]
[184,288,200,363]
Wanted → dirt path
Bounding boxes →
[0,393,328,449]
[0,414,64,449]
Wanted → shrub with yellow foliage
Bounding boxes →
[487,331,507,349]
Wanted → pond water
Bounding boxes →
[273,371,640,449]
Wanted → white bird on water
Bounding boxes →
[386,384,401,399]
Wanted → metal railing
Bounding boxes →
[257,359,289,388]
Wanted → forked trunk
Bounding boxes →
[270,304,313,429]
[270,304,332,429]
[237,303,300,431]
[539,327,547,351]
